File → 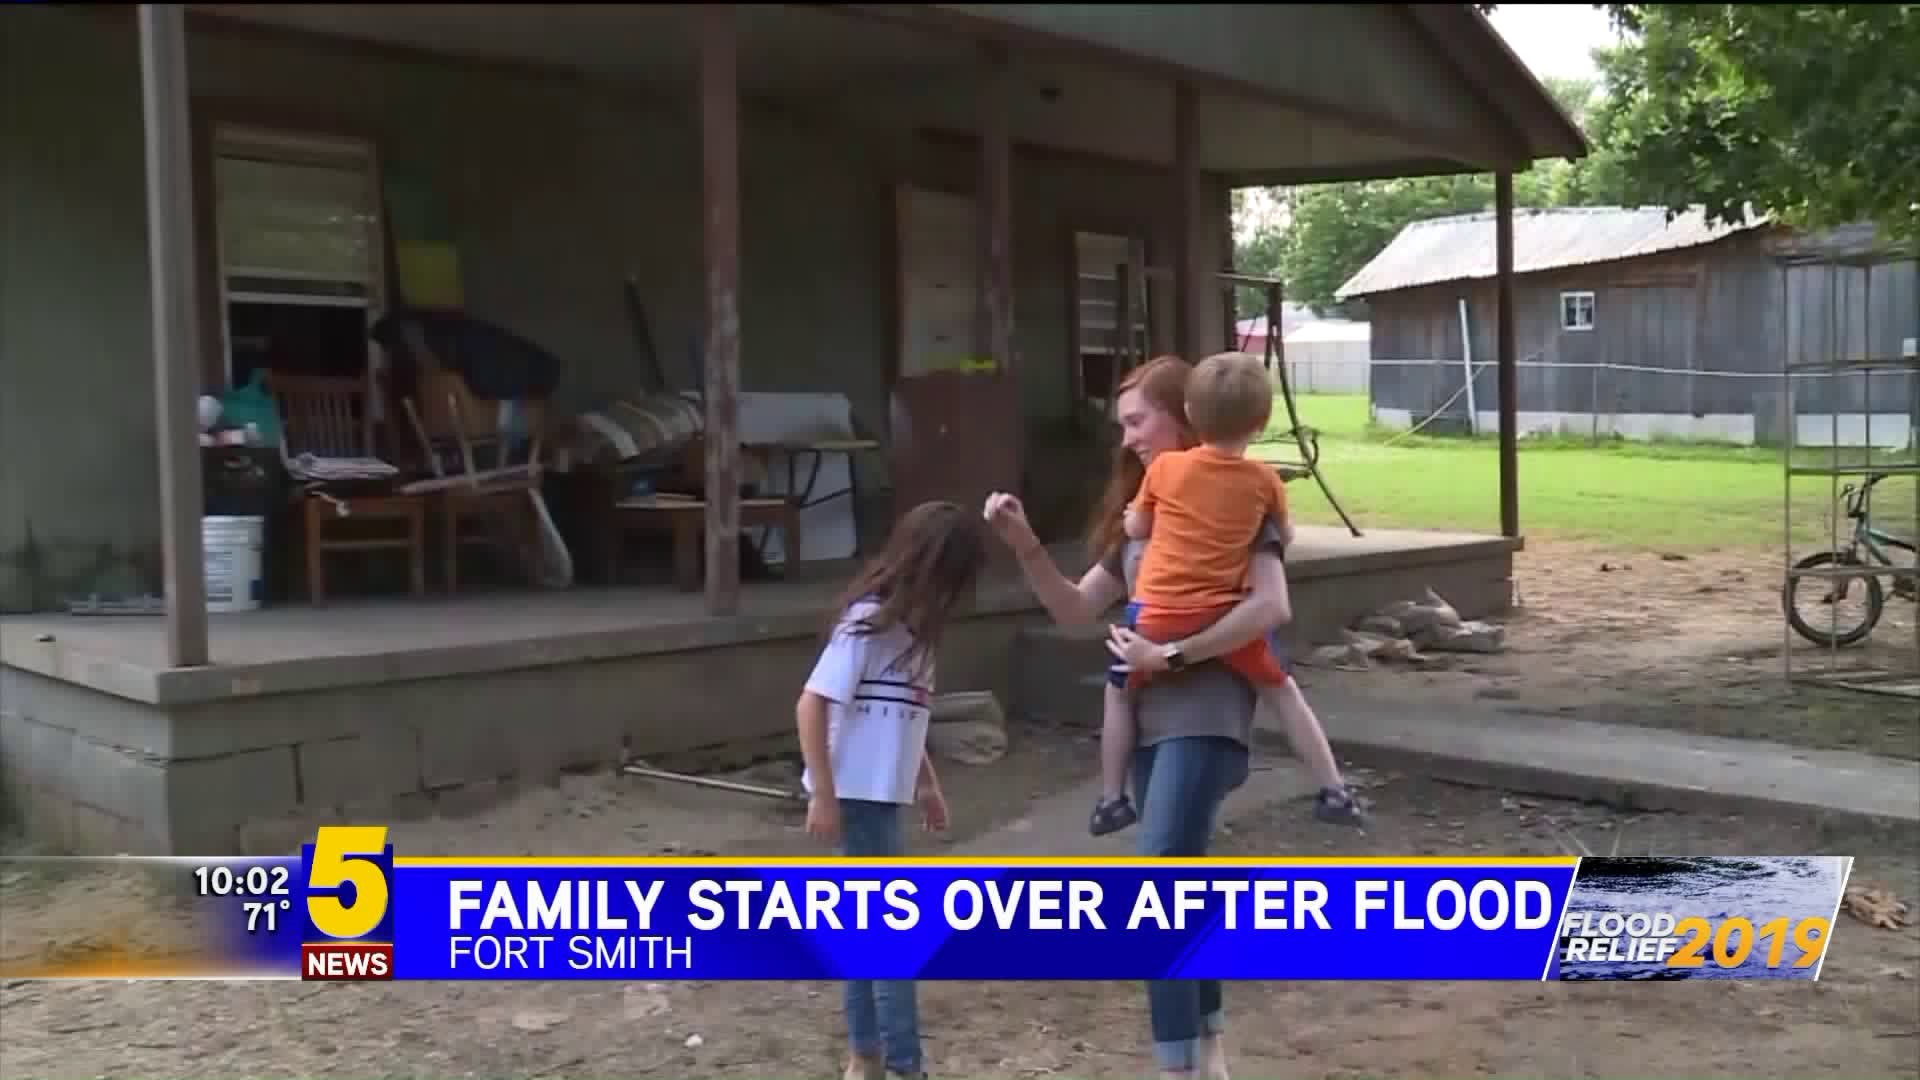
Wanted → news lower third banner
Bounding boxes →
[0,829,1853,983]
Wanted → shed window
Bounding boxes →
[1560,290,1595,332]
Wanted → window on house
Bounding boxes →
[212,125,385,388]
[1560,290,1595,332]
[1072,230,1152,411]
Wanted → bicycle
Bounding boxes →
[1782,472,1918,648]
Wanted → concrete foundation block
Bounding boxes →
[355,789,438,825]
[69,802,154,855]
[238,814,315,858]
[411,670,625,789]
[165,747,301,855]
[430,777,523,821]
[23,719,78,792]
[0,607,1044,853]
[297,726,423,810]
[0,706,34,768]
[615,640,819,758]
[1,666,174,757]
[174,693,368,759]
[65,735,169,827]
[0,710,34,823]
[14,786,77,853]
[1012,626,1108,728]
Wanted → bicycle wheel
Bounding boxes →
[1783,550,1885,648]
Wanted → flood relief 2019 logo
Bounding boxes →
[1555,857,1847,981]
[300,826,396,981]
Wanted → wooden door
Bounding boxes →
[890,186,1022,521]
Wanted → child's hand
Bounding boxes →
[1107,624,1171,674]
[806,795,841,844]
[919,787,949,833]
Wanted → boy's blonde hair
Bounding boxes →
[1184,351,1273,443]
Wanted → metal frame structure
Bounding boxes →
[1234,272,1364,537]
[1778,240,1920,699]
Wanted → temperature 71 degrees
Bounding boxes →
[243,899,290,934]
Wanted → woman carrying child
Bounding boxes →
[1096,350,1365,835]
[984,354,1360,1079]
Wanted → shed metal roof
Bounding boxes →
[1335,205,1770,300]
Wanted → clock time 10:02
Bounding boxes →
[193,863,295,935]
[193,864,292,898]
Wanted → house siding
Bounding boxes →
[0,8,1227,611]
[1,8,162,610]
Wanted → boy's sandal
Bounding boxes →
[1313,787,1369,827]
[1089,795,1139,836]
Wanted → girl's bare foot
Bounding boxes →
[1199,1033,1231,1080]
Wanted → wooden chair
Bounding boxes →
[610,493,800,591]
[399,368,549,592]
[587,432,798,589]
[269,373,427,606]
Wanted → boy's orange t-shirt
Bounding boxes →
[1129,444,1288,612]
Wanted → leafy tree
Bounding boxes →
[1477,4,1918,244]
[1240,4,1920,312]
[1589,4,1920,244]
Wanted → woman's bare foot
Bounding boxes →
[842,1053,883,1080]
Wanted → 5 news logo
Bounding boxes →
[300,826,396,981]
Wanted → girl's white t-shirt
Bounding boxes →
[801,600,933,805]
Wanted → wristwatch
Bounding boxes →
[1163,644,1188,672]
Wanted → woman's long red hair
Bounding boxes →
[1083,355,1198,560]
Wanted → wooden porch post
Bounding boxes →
[1495,170,1519,538]
[699,5,741,615]
[978,43,1015,376]
[1173,82,1207,361]
[139,4,209,667]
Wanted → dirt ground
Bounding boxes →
[1305,537,1920,761]
[2,748,1916,1080]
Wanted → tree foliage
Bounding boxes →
[1237,5,1919,316]
[1589,4,1920,245]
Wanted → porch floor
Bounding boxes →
[0,524,1519,707]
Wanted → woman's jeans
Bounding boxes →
[839,798,923,1075]
[1134,736,1251,1072]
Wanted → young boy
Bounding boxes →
[1091,351,1365,836]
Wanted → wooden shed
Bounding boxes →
[1339,207,1919,447]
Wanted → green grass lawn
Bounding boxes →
[1254,393,1919,553]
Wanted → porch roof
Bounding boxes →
[187,3,1585,185]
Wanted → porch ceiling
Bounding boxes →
[187,3,1573,184]
[189,4,985,95]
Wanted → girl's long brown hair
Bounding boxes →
[1083,355,1198,559]
[828,500,989,679]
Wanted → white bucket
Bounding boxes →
[203,515,265,613]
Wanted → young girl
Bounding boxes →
[795,499,988,1080]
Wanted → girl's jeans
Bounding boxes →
[1134,736,1250,1072]
[840,798,923,1075]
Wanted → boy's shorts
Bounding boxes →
[1106,602,1144,689]
[1104,601,1296,690]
